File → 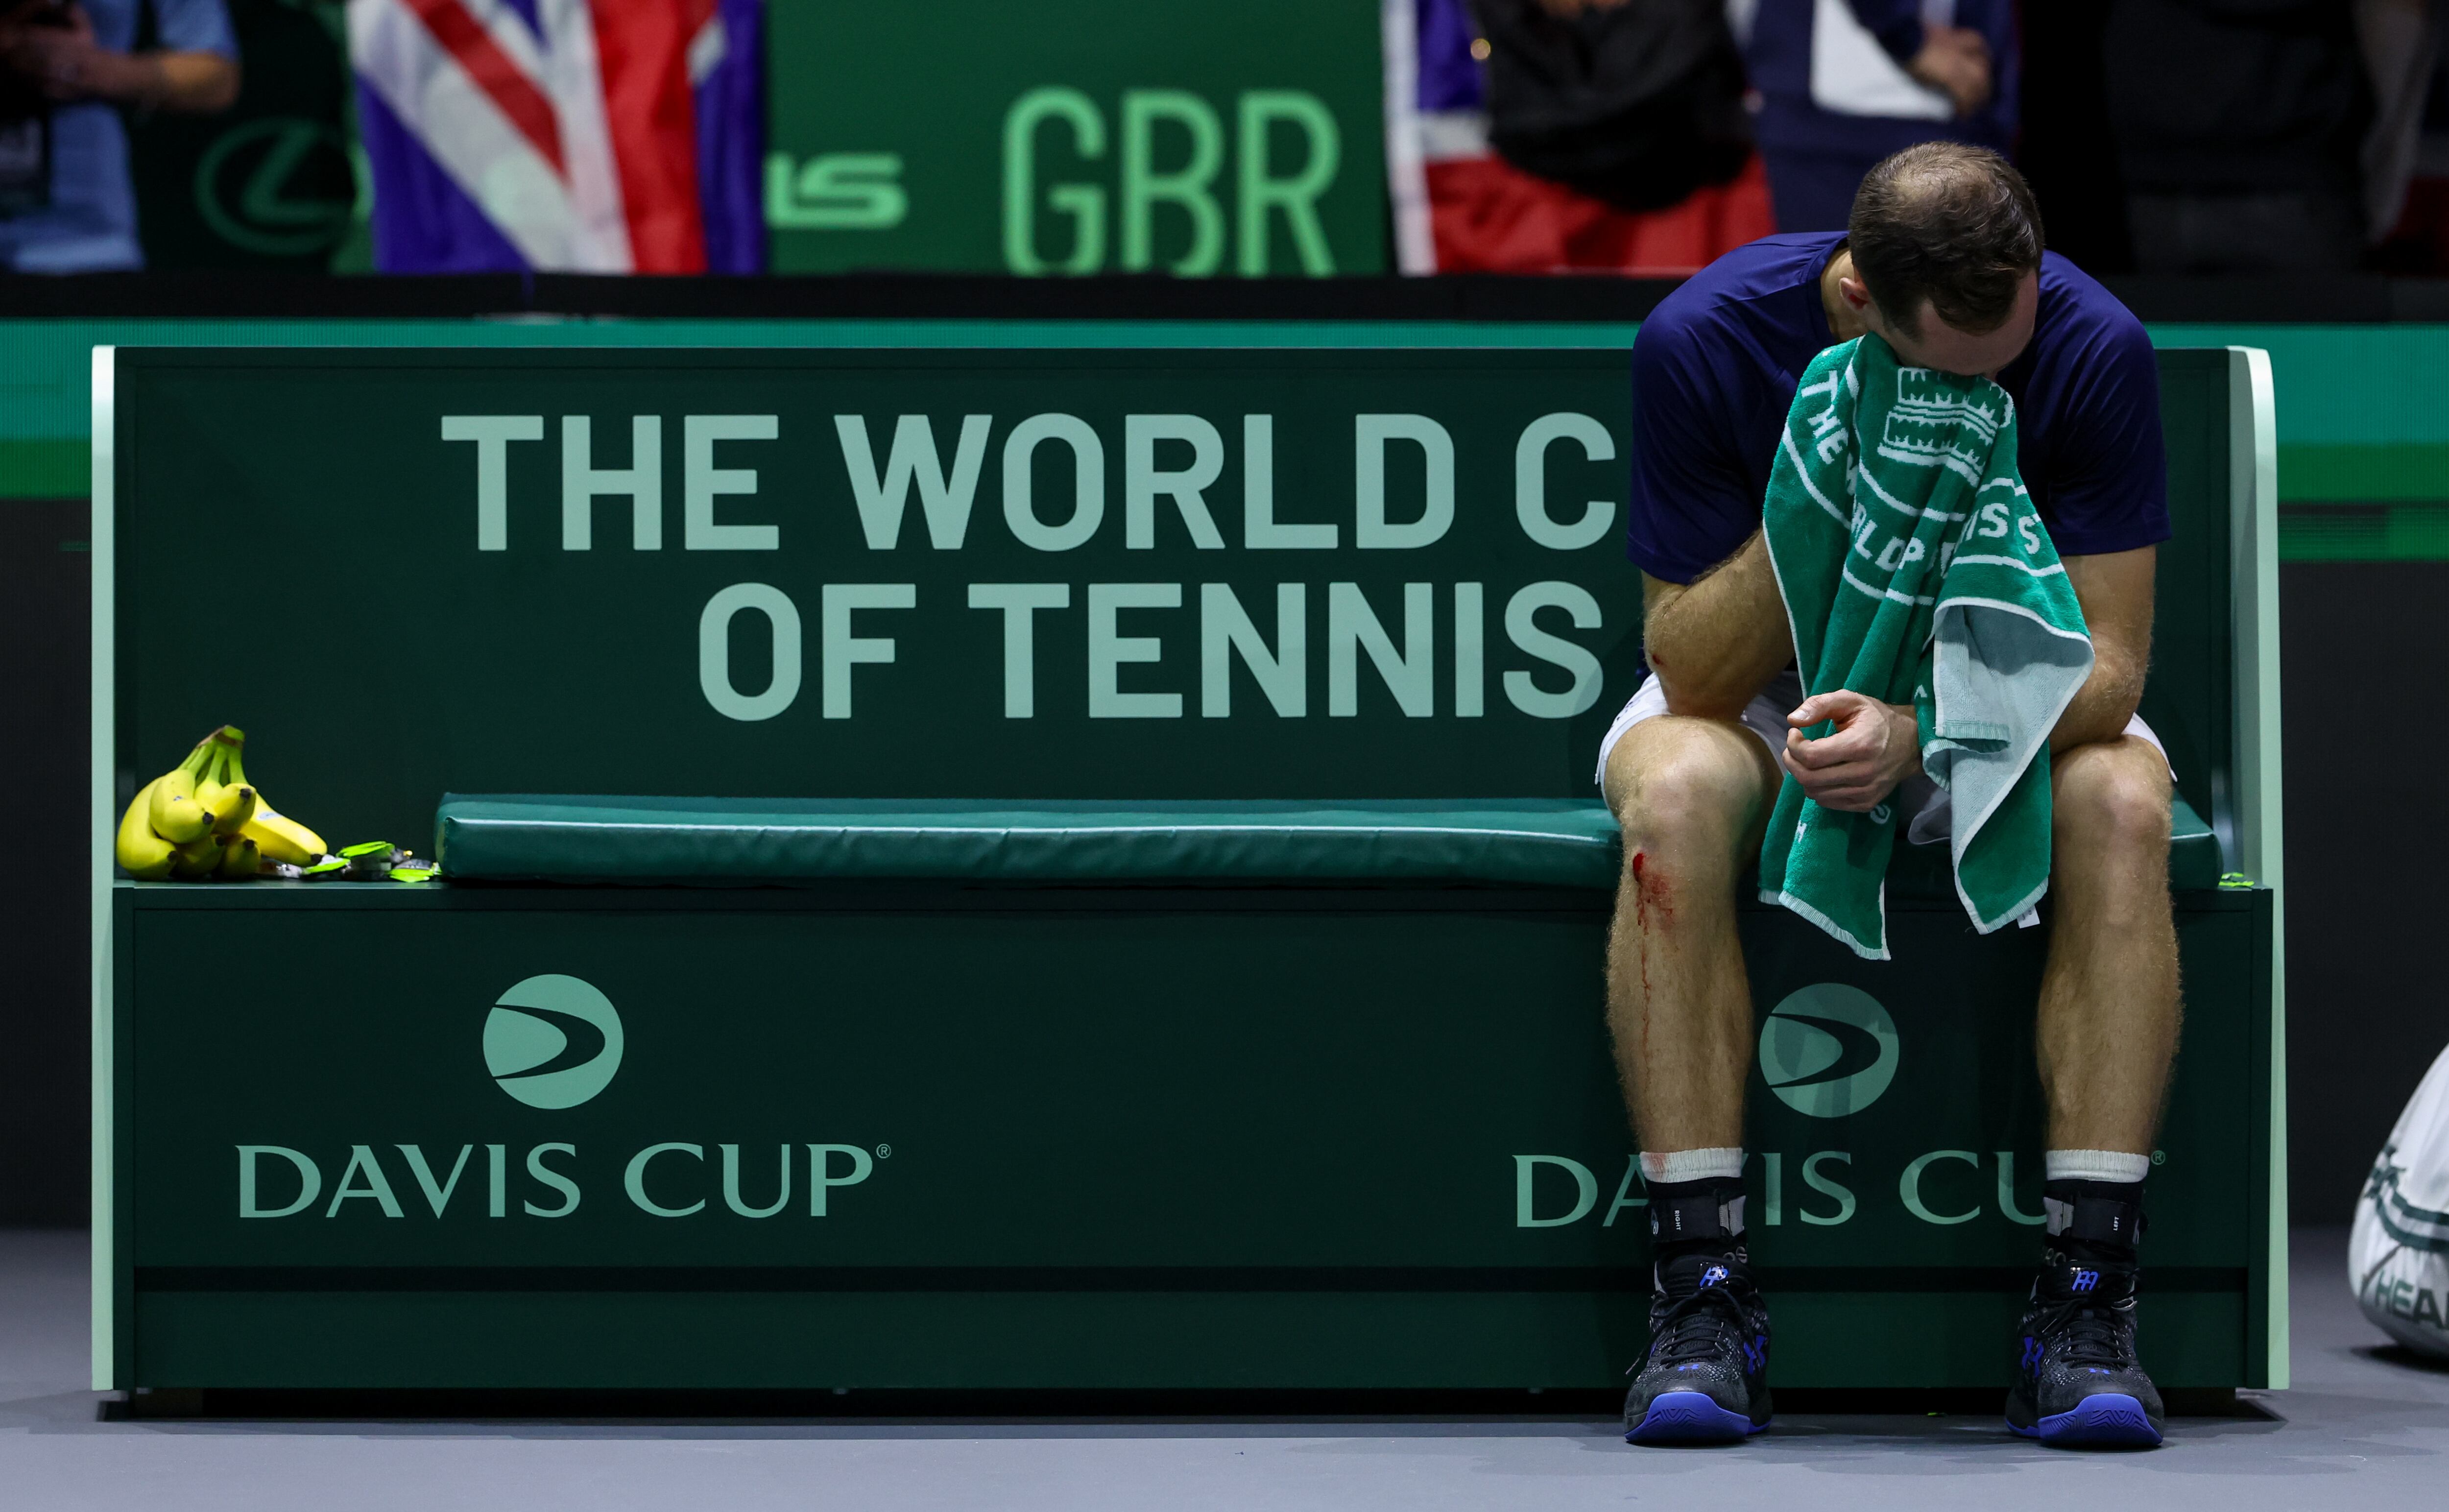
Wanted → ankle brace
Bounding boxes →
[2043,1177,2145,1266]
[1647,1176,1747,1258]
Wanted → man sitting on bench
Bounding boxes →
[1605,143,2181,1449]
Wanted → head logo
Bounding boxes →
[484,975,624,1109]
[1757,984,1898,1118]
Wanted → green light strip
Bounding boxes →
[2277,504,2449,561]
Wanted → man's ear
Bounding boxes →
[1836,275,1874,314]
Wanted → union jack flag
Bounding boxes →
[349,0,765,274]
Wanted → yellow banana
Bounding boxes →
[194,739,230,813]
[170,831,225,880]
[240,812,324,866]
[217,835,260,879]
[224,741,326,864]
[147,738,218,844]
[115,777,178,880]
[210,783,258,836]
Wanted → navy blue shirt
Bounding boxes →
[1627,232,2170,583]
[1741,0,2018,160]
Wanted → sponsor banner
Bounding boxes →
[117,347,1642,845]
[125,902,2258,1273]
[765,0,1384,276]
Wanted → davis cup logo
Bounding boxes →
[1758,984,1899,1118]
[484,974,625,1109]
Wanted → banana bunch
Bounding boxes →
[115,727,329,881]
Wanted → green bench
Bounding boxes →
[434,791,2225,893]
[97,343,2281,1395]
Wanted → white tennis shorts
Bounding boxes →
[1595,670,2169,845]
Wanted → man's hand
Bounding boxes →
[1907,23,1991,118]
[12,3,101,101]
[1783,690,1921,813]
[6,4,237,112]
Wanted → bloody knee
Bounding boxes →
[1607,721,1764,869]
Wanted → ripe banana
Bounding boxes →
[147,740,217,844]
[114,776,178,880]
[210,782,258,836]
[217,835,260,879]
[223,741,326,864]
[169,831,226,880]
[195,743,227,812]
[241,812,323,867]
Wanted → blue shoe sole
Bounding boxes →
[2008,1393,2162,1448]
[1625,1391,1767,1445]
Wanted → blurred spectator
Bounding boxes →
[1385,0,1772,273]
[0,0,236,272]
[1474,0,1753,212]
[2106,0,2370,274]
[1737,0,2018,232]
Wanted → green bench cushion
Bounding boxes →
[436,792,2224,893]
[435,796,1626,889]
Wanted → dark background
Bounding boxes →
[6,507,2433,1226]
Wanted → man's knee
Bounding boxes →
[2052,737,2172,861]
[1606,717,1770,857]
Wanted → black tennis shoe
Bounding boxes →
[1622,1248,1773,1444]
[2006,1252,2165,1447]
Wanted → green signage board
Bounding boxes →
[110,881,2268,1390]
[112,347,1638,848]
[765,1,1386,276]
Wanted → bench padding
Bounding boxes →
[436,796,1626,889]
[435,793,2224,892]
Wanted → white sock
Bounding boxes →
[1641,1147,1745,1184]
[2044,1149,2151,1184]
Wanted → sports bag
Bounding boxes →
[2351,1037,2449,1357]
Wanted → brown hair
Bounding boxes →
[1847,142,2044,337]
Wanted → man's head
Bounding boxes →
[1838,142,2044,378]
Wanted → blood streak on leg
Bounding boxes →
[1632,851,1671,1048]
[1633,852,1674,930]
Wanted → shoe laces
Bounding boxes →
[2032,1272,2137,1371]
[1650,1268,1754,1367]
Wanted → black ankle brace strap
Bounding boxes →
[2043,1186,2144,1251]
[1649,1190,1746,1246]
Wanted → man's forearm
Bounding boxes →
[2049,547,2156,753]
[80,50,239,112]
[2050,647,2146,753]
[1641,532,1794,719]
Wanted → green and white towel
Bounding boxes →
[1757,334,2093,960]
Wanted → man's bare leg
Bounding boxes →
[2008,732,2181,1447]
[2038,736,2182,1153]
[1605,713,1783,1444]
[1602,716,1781,1154]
